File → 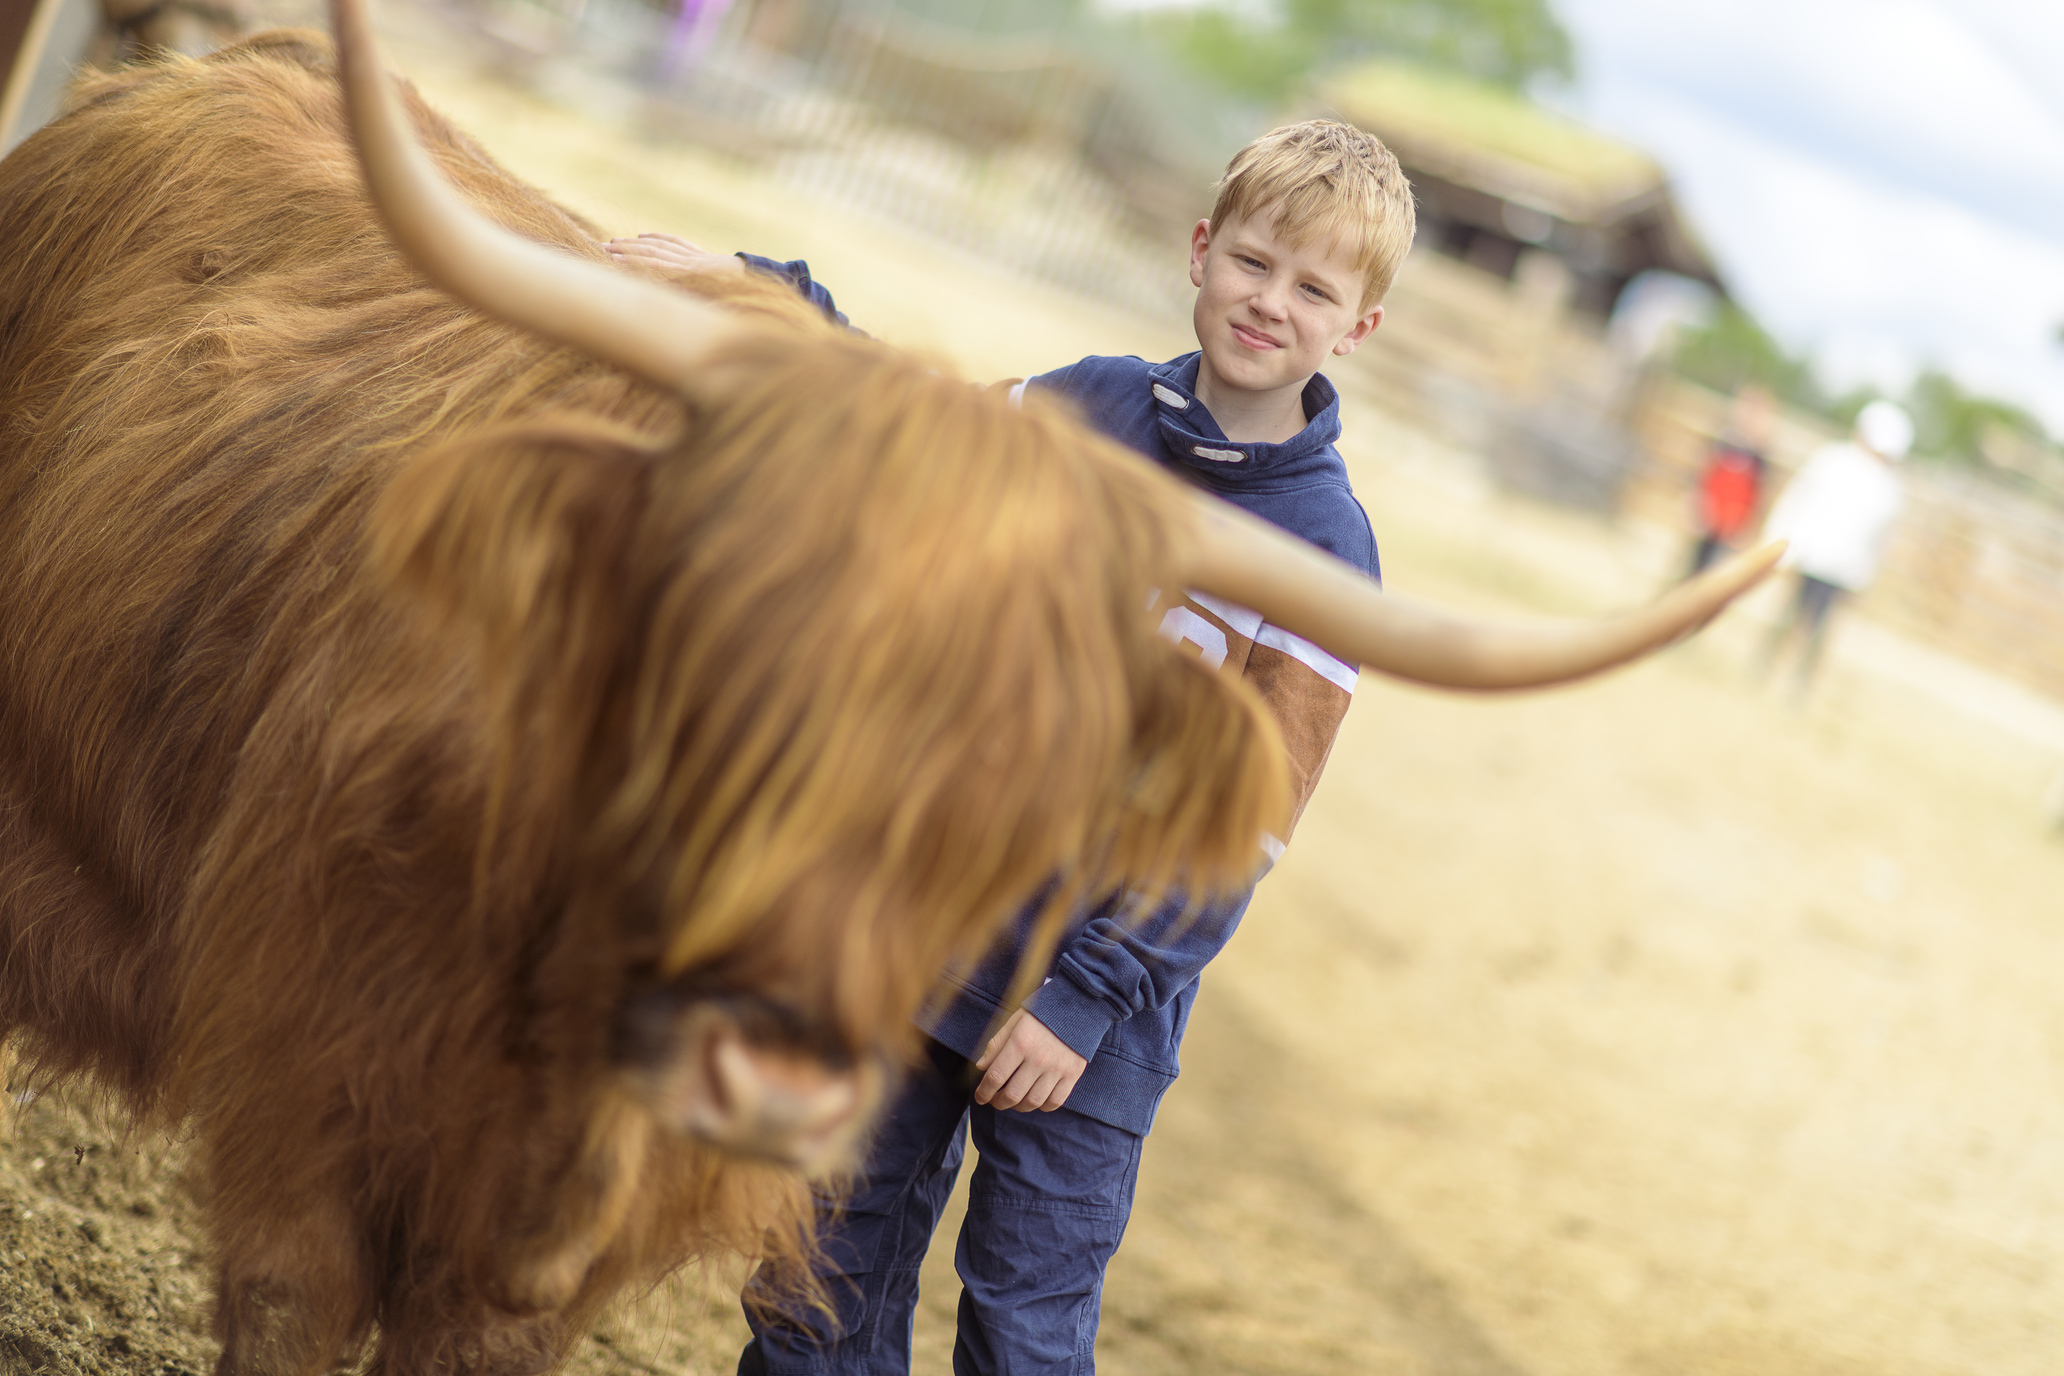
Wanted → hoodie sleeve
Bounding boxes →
[1025,890,1253,1060]
[735,254,860,333]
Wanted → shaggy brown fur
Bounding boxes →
[0,30,1288,1376]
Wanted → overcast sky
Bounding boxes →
[1551,0,2064,428]
[1104,0,2064,429]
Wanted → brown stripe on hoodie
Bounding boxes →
[1153,590,1355,842]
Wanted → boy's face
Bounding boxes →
[1188,207,1383,403]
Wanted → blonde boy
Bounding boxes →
[715,120,1415,1375]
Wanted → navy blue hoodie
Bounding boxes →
[928,353,1378,1133]
[735,259,1378,1132]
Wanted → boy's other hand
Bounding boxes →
[603,233,745,276]
[974,1009,1087,1112]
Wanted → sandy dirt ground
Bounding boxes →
[5,18,2063,1374]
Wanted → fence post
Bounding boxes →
[1,0,67,151]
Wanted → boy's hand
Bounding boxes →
[603,233,745,276]
[974,1009,1087,1112]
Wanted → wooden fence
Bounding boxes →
[1629,379,2064,701]
[1334,243,2064,702]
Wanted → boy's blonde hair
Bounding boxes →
[1210,119,1416,312]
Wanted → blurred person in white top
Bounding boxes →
[1759,400,1912,696]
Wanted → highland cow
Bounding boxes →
[0,12,1774,1375]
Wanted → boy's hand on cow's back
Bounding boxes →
[603,233,745,277]
[974,1009,1087,1112]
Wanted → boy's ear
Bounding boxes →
[1189,219,1212,289]
[1333,304,1384,357]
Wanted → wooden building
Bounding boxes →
[1318,60,1721,321]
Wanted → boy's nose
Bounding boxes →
[1249,284,1290,321]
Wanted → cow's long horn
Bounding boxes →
[1180,488,1781,691]
[330,0,741,395]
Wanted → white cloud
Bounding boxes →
[1557,0,2064,241]
[1554,0,2064,426]
[1940,1,2064,128]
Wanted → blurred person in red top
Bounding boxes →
[1686,383,1776,577]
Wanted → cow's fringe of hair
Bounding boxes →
[0,29,1287,1374]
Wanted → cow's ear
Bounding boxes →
[366,425,652,831]
[369,421,650,700]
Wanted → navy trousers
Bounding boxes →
[737,1037,1145,1375]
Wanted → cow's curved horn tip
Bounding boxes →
[1684,539,1785,601]
[1742,540,1786,573]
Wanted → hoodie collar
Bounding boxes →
[1147,354,1341,486]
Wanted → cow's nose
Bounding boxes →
[626,1003,876,1171]
[698,1036,874,1170]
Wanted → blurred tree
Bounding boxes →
[1822,386,1882,430]
[1669,314,2056,471]
[1286,0,1574,86]
[1144,0,1573,101]
[1156,8,1307,100]
[1668,302,1823,414]
[1902,368,2049,467]
[888,0,1089,31]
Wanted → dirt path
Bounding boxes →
[896,463,2064,1375]
[5,20,2062,1374]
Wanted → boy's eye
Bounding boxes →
[1302,283,1332,302]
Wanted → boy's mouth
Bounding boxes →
[1229,323,1281,351]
